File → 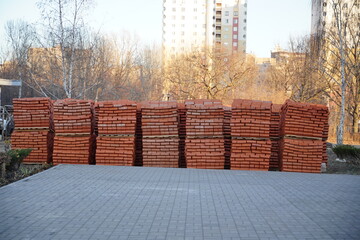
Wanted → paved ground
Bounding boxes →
[0,165,360,240]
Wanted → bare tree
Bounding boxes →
[36,0,93,98]
[265,36,326,104]
[315,0,360,142]
[3,20,36,97]
[164,49,256,102]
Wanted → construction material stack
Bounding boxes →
[141,101,179,168]
[322,116,329,165]
[95,100,137,166]
[134,105,143,166]
[223,106,232,169]
[178,103,187,168]
[11,98,54,164]
[230,99,272,171]
[185,100,225,169]
[269,104,282,170]
[53,99,96,165]
[279,100,329,173]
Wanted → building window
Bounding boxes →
[225,19,229,23]
[233,42,238,46]
[224,42,229,45]
[224,27,229,31]
[233,27,238,31]
[224,34,229,39]
[225,11,229,16]
[323,12,327,16]
[234,19,238,24]
[181,31,184,35]
[244,19,247,23]
[182,16,185,20]
[193,32,197,36]
[233,35,238,39]
[194,8,197,12]
[234,11,238,16]
[172,8,176,11]
[243,34,246,39]
[172,16,176,20]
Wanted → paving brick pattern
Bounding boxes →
[1,165,359,239]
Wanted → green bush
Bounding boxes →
[6,149,32,171]
[333,145,360,164]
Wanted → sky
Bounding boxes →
[0,0,312,58]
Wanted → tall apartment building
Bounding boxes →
[311,0,359,39]
[162,0,247,60]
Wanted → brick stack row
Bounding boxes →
[134,105,143,166]
[178,103,187,168]
[95,100,137,166]
[322,116,329,165]
[185,100,225,169]
[269,104,282,170]
[279,100,329,173]
[223,106,232,169]
[230,99,272,171]
[141,101,179,168]
[53,99,96,165]
[11,98,54,164]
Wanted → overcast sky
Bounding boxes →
[0,0,312,58]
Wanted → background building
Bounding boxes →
[162,0,247,60]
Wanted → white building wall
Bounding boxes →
[162,0,247,60]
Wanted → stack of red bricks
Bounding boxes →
[185,100,225,169]
[141,101,179,168]
[269,104,282,170]
[279,100,329,173]
[230,99,272,171]
[134,105,143,166]
[178,103,187,168]
[11,98,54,164]
[95,100,137,166]
[223,106,232,169]
[53,99,96,165]
[322,117,329,165]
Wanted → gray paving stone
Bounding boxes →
[0,164,360,239]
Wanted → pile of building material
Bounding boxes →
[279,100,329,173]
[95,100,137,166]
[269,104,282,170]
[134,105,143,166]
[223,106,232,169]
[230,99,272,171]
[141,101,179,168]
[53,99,95,165]
[185,100,225,169]
[322,118,329,165]
[178,103,187,168]
[11,98,54,163]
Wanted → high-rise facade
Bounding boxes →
[311,0,359,39]
[162,0,247,60]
